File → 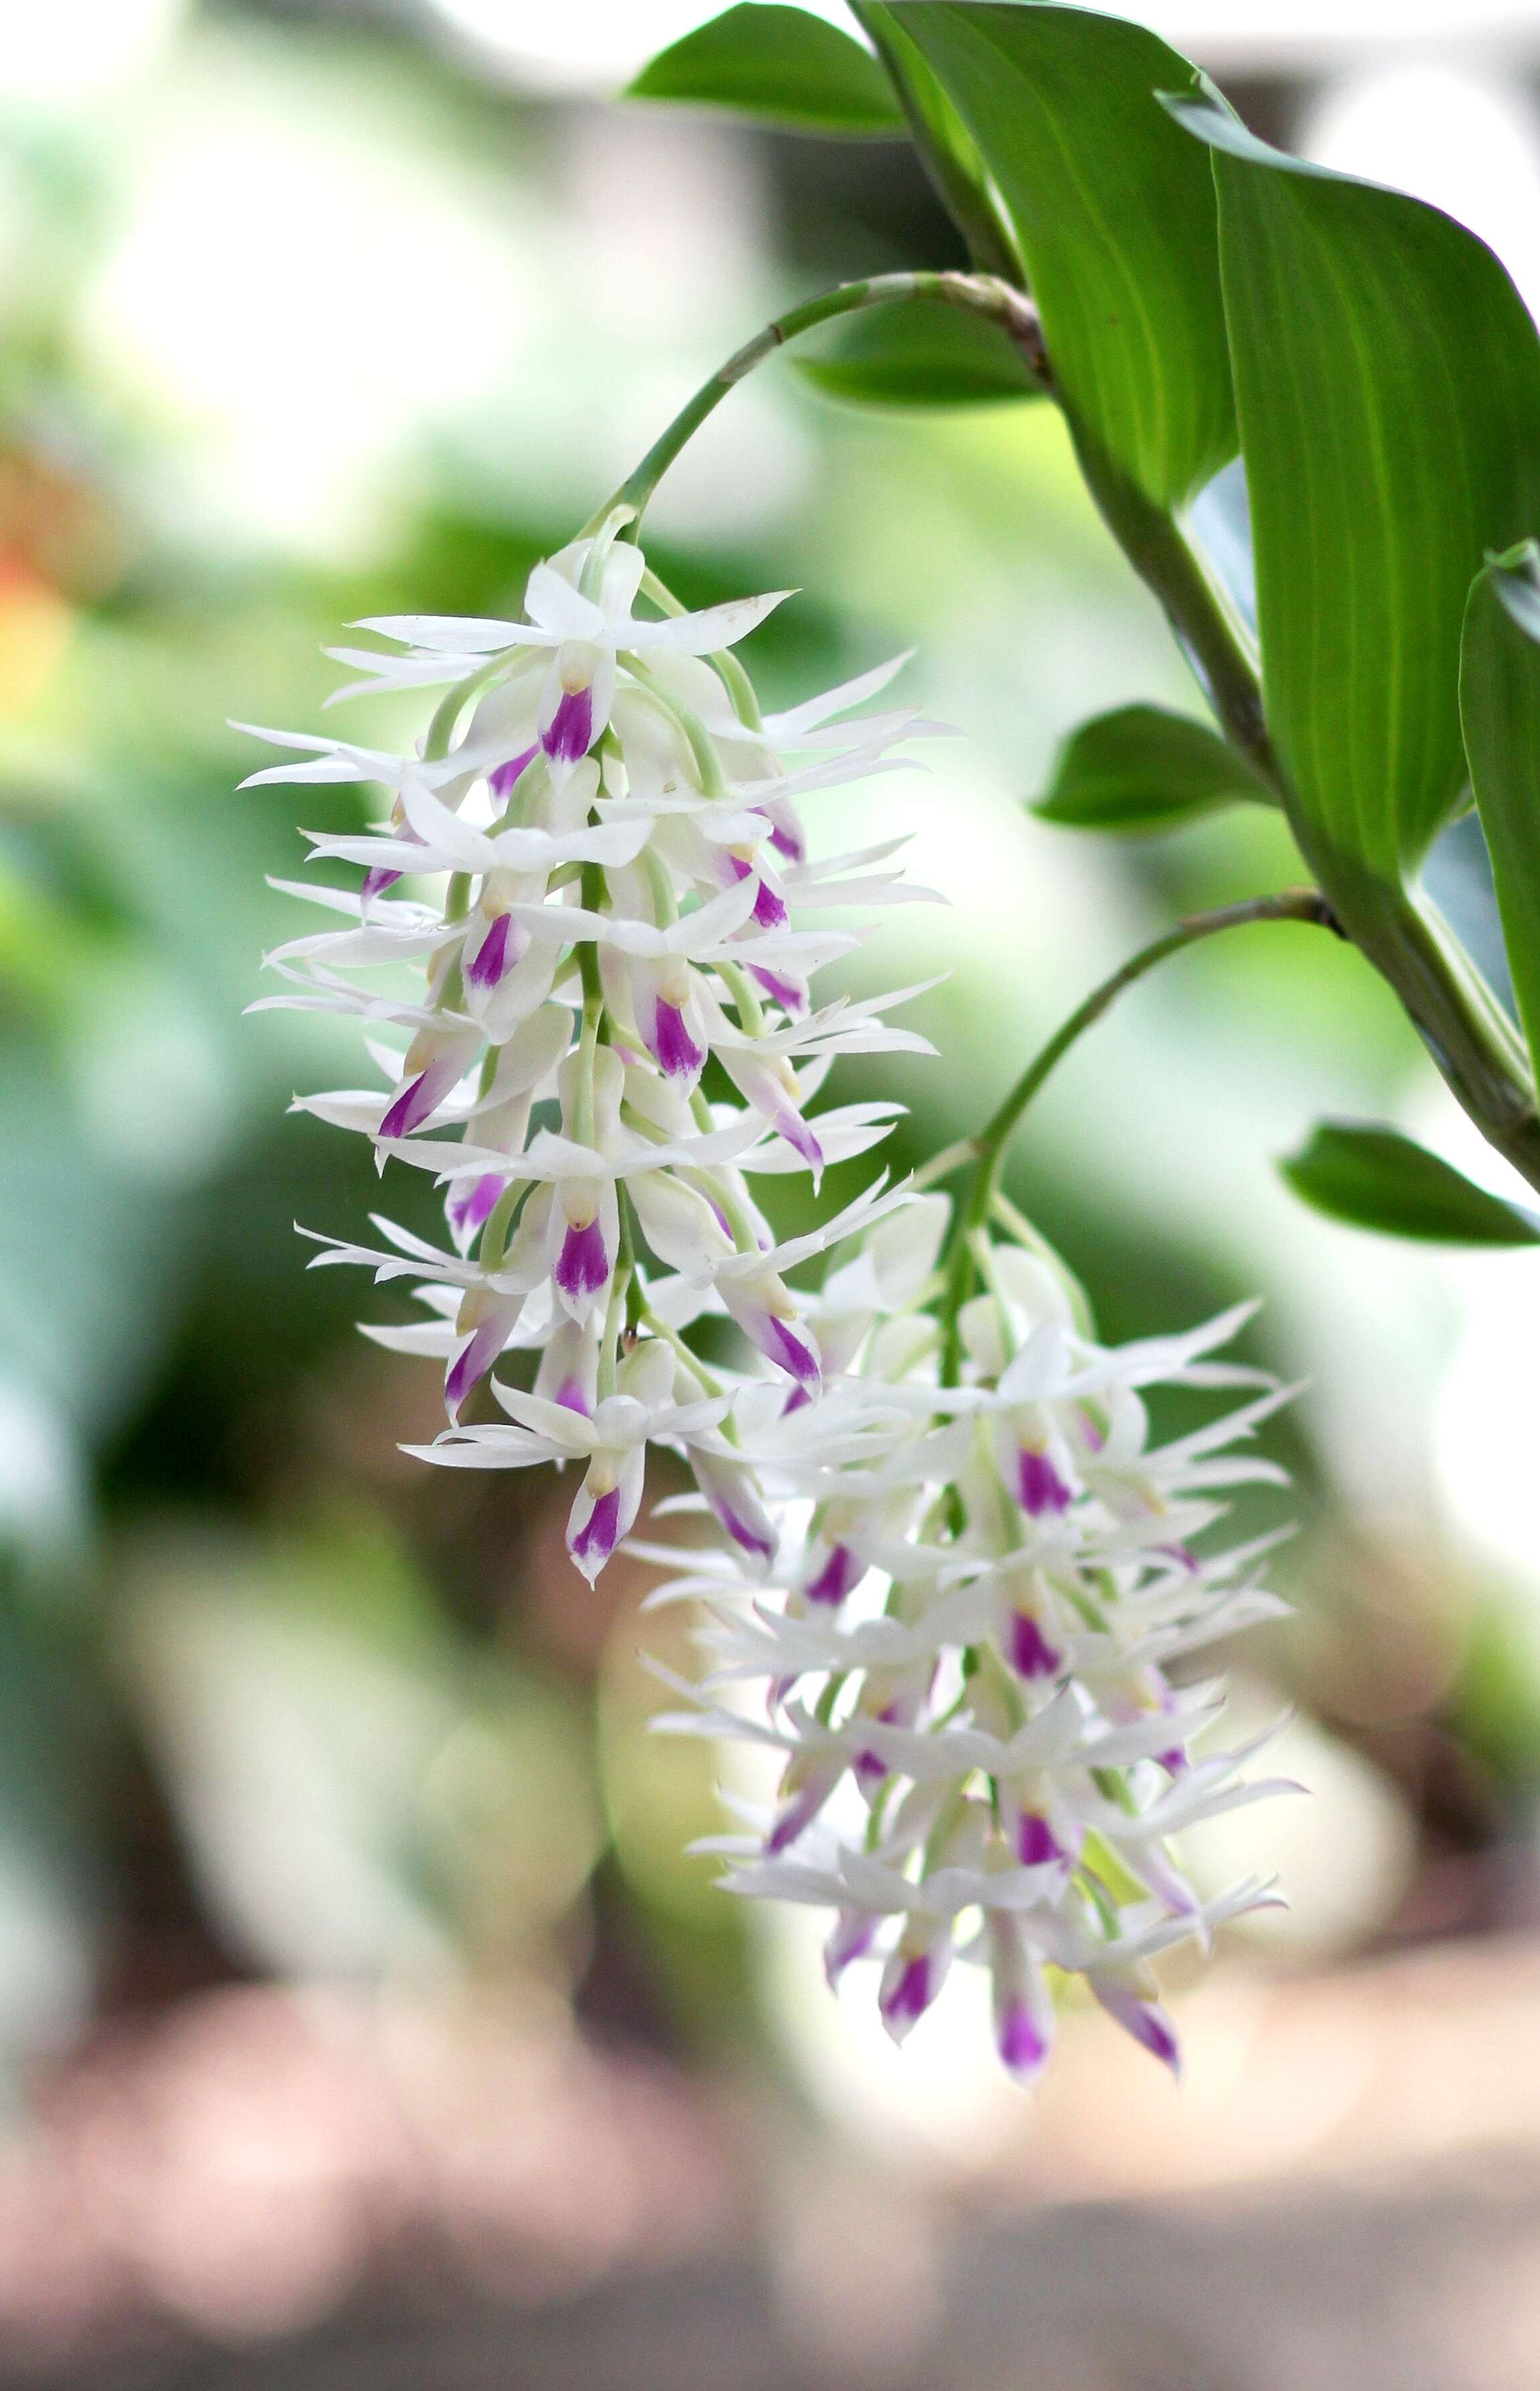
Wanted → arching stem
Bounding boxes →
[936,886,1339,1379]
[583,270,1048,536]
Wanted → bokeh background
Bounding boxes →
[7,3,1540,2385]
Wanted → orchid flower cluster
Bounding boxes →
[247,510,1294,2086]
[646,1209,1296,2080]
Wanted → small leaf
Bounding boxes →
[886,5,1237,506]
[796,303,1044,409]
[1170,94,1540,881]
[1279,1121,1540,1245]
[1035,705,1274,833]
[1460,541,1540,1085]
[625,4,906,137]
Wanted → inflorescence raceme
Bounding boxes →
[244,512,1296,2086]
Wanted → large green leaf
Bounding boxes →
[1035,703,1273,833]
[848,4,1020,279]
[883,5,1235,506]
[1172,97,1540,881]
[626,3,906,136]
[796,301,1044,407]
[1461,543,1540,1086]
[1280,1120,1540,1245]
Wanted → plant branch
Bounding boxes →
[1073,438,1275,783]
[936,886,1338,1377]
[586,272,1048,535]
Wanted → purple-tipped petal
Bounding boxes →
[555,1216,610,1302]
[1018,1448,1072,1517]
[719,1506,775,1562]
[650,1000,704,1081]
[763,1315,821,1392]
[997,2001,1049,2078]
[758,805,805,866]
[772,1106,824,1176]
[569,1485,622,1572]
[467,912,514,989]
[824,1910,878,1985]
[752,878,788,930]
[766,1779,829,1856]
[748,964,806,1016]
[1009,1612,1062,1680]
[543,683,594,766]
[1017,1812,1064,1866]
[488,742,538,802]
[380,1071,436,1140]
[445,1323,503,1418]
[803,1543,862,1607]
[1093,1985,1182,2077]
[879,1955,935,2037]
[447,1171,506,1247]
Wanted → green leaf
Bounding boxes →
[849,4,1020,279]
[625,4,906,137]
[1035,703,1274,833]
[1171,96,1540,880]
[796,301,1044,408]
[1279,1120,1540,1245]
[884,5,1236,506]
[1461,542,1540,1085]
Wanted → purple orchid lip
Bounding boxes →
[445,1330,496,1418]
[488,742,538,803]
[380,1070,437,1140]
[1124,2004,1180,2071]
[762,1314,821,1391]
[718,1505,775,1562]
[1017,1812,1063,1866]
[650,999,704,1080]
[766,1783,825,1856]
[362,864,403,903]
[752,878,788,929]
[1158,1746,1188,1775]
[1009,1612,1062,1680]
[774,1107,824,1176]
[803,1543,861,1606]
[880,1956,933,2028]
[998,2002,1048,2074]
[762,811,804,865]
[569,1485,621,1568]
[467,912,514,989]
[555,1216,610,1300]
[553,1377,593,1417]
[825,1913,877,1985]
[543,684,594,765]
[1018,1448,1072,1517]
[748,964,804,1015]
[447,1171,506,1245]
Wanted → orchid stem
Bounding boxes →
[936,886,1338,1380]
[587,271,1048,536]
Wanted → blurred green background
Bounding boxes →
[5,0,1540,2371]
